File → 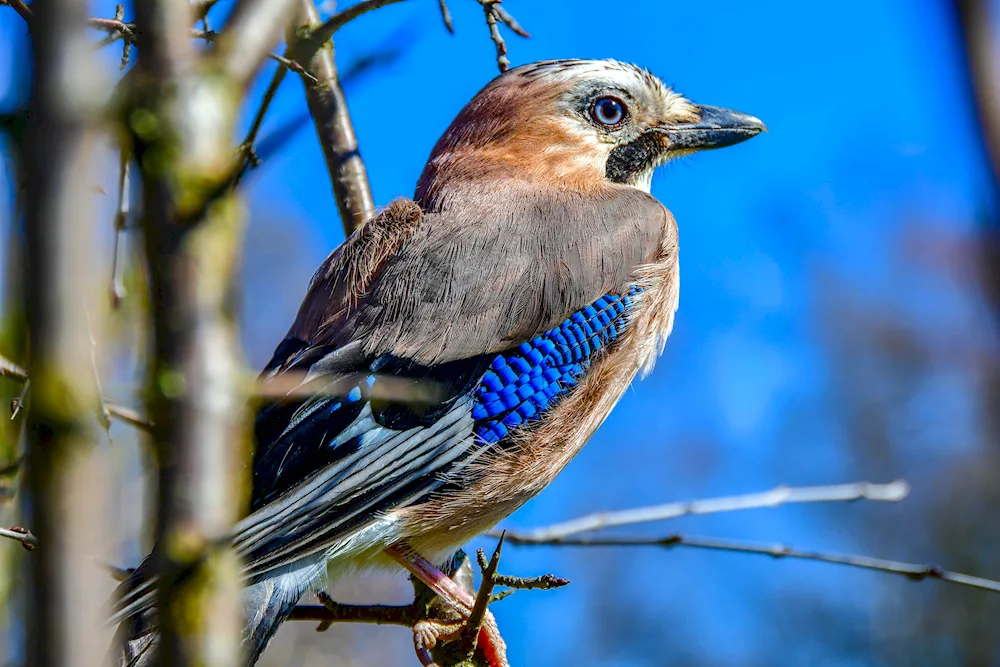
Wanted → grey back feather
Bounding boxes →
[292,180,669,366]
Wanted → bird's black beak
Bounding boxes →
[659,105,766,151]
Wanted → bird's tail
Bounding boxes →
[108,564,320,667]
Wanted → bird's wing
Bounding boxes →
[239,184,669,569]
[111,184,670,621]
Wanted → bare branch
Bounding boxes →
[84,309,113,439]
[130,1,251,664]
[289,591,425,627]
[110,148,130,308]
[22,0,108,664]
[288,0,375,234]
[952,0,1000,199]
[232,64,289,188]
[477,1,529,73]
[0,354,27,382]
[459,537,504,655]
[1,0,33,23]
[480,2,508,72]
[437,0,454,33]
[295,0,411,62]
[2,352,152,431]
[494,480,910,542]
[505,533,1000,595]
[10,379,29,420]
[0,458,21,478]
[104,404,153,431]
[88,16,135,41]
[0,525,37,550]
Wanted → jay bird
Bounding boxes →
[110,58,764,666]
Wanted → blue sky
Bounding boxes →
[1,1,996,664]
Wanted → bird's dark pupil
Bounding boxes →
[599,100,620,122]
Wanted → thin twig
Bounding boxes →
[84,309,113,442]
[232,64,289,189]
[0,458,21,478]
[437,0,453,33]
[111,149,130,308]
[493,572,569,591]
[104,404,153,431]
[493,480,910,542]
[460,536,504,654]
[113,4,130,70]
[192,29,316,81]
[492,4,528,37]
[10,379,29,420]
[294,0,411,63]
[481,2,508,72]
[1,0,33,23]
[952,0,1000,200]
[477,1,529,73]
[0,355,27,382]
[505,533,1000,595]
[267,52,317,81]
[290,590,426,629]
[88,16,135,40]
[1,352,151,431]
[0,526,36,550]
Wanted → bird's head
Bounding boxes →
[416,59,765,206]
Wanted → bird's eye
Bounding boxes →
[591,96,627,127]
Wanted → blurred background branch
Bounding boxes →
[504,533,1000,595]
[20,1,107,666]
[493,480,910,542]
[124,0,293,664]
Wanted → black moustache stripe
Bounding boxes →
[605,131,662,184]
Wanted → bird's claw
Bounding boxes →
[411,609,508,667]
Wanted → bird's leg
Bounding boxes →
[386,543,508,667]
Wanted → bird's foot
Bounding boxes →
[387,543,509,667]
[387,535,568,667]
[411,610,506,667]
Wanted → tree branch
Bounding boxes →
[0,525,37,550]
[21,0,108,665]
[288,0,376,234]
[288,595,425,627]
[504,533,1000,596]
[0,354,27,382]
[293,0,411,63]
[477,1,529,73]
[1,353,153,431]
[129,1,258,664]
[493,480,910,542]
[1,0,33,23]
